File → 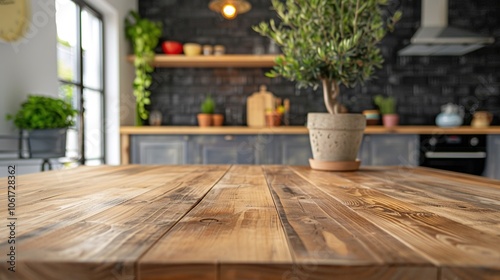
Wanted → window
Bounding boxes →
[56,0,104,165]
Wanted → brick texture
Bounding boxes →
[139,0,500,126]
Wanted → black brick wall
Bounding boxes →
[139,0,500,126]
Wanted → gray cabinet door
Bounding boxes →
[485,135,500,179]
[131,136,190,164]
[277,135,312,165]
[195,135,257,164]
[361,135,419,166]
[254,133,279,164]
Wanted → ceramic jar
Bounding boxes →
[436,103,464,128]
[471,111,493,128]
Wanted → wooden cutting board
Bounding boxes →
[247,85,275,127]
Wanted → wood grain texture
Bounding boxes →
[127,54,278,68]
[441,267,500,280]
[120,125,500,136]
[291,166,500,272]
[262,166,435,280]
[344,168,500,236]
[0,165,229,280]
[139,165,292,280]
[1,165,500,280]
[220,264,437,280]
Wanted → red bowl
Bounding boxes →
[162,41,183,55]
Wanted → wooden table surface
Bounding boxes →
[1,165,500,280]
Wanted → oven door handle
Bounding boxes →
[424,151,487,159]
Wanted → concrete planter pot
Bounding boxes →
[307,113,366,171]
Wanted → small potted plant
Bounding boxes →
[6,95,77,158]
[374,95,398,128]
[254,0,401,171]
[265,104,285,127]
[198,95,215,127]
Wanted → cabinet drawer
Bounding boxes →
[131,135,190,164]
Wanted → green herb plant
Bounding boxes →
[6,95,77,129]
[200,96,215,114]
[374,95,396,115]
[253,0,401,114]
[125,11,162,125]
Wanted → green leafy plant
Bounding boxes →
[374,95,396,115]
[200,95,215,114]
[125,11,162,125]
[6,95,77,129]
[253,0,401,114]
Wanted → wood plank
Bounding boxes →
[341,168,500,236]
[441,267,500,280]
[0,165,230,280]
[364,167,500,209]
[128,54,278,68]
[120,125,310,135]
[291,166,500,270]
[262,166,435,280]
[221,264,437,280]
[119,125,500,135]
[139,165,292,280]
[410,167,500,190]
[0,262,137,280]
[2,166,166,235]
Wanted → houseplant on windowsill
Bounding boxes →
[6,95,77,158]
[254,0,401,171]
[125,11,162,126]
[374,95,399,128]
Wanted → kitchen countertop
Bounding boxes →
[120,125,500,135]
[2,165,500,279]
[119,125,500,164]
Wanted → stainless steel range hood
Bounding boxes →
[398,0,494,56]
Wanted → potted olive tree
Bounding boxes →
[6,95,77,158]
[254,0,401,171]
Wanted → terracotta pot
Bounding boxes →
[382,114,399,128]
[197,114,213,127]
[307,113,366,164]
[212,114,224,126]
[265,112,281,126]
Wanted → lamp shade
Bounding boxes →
[209,0,251,20]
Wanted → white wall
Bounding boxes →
[0,0,58,135]
[0,0,137,165]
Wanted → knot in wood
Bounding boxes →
[199,218,220,224]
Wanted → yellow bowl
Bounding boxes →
[183,43,202,56]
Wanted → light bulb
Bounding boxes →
[222,4,237,19]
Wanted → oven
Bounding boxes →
[419,134,487,176]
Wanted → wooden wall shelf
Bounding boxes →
[120,126,500,135]
[127,54,278,68]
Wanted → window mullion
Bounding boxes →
[57,0,105,166]
[76,3,85,165]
